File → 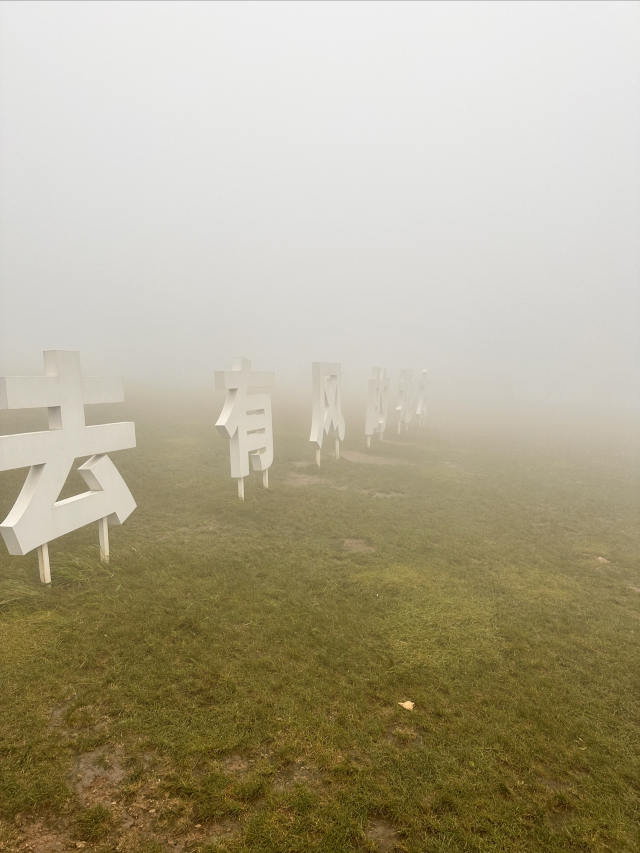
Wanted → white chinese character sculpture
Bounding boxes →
[309,362,345,466]
[396,369,415,434]
[415,368,429,426]
[0,351,136,583]
[215,357,275,500]
[365,367,389,447]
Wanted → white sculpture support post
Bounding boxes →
[365,367,389,447]
[215,357,276,500]
[0,351,137,582]
[396,369,414,434]
[37,543,51,584]
[415,368,429,427]
[98,516,109,563]
[309,362,345,466]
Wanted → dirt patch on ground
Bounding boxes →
[116,806,239,853]
[197,818,239,845]
[70,745,126,805]
[596,556,611,564]
[273,760,325,791]
[341,451,406,466]
[12,817,71,853]
[366,817,399,851]
[284,471,402,499]
[343,539,375,552]
[284,472,324,486]
[5,749,242,853]
[628,584,640,593]
[283,472,347,490]
[160,524,220,540]
[385,726,422,747]
[223,753,253,778]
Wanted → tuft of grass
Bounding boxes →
[74,804,113,841]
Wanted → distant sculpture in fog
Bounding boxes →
[396,369,415,433]
[365,367,389,447]
[415,368,429,427]
[309,362,345,466]
[215,357,275,500]
[0,351,137,583]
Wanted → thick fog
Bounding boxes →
[1,1,638,411]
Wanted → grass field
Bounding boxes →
[0,394,639,852]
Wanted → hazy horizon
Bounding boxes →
[1,1,638,411]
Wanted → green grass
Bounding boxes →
[0,396,639,852]
[75,804,114,841]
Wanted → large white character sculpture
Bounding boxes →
[365,367,389,447]
[415,368,429,427]
[309,362,345,466]
[0,351,136,583]
[396,369,415,434]
[215,357,275,500]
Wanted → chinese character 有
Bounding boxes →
[215,357,275,500]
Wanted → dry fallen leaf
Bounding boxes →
[398,701,414,710]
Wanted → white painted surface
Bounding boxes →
[37,543,51,584]
[215,357,275,494]
[0,351,136,560]
[309,362,345,465]
[396,369,415,433]
[365,367,389,442]
[415,368,429,426]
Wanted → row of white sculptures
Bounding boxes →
[0,351,428,583]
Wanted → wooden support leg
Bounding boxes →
[99,516,110,563]
[37,543,51,584]
[366,435,371,448]
[380,431,384,442]
[335,438,340,460]
[397,420,402,435]
[263,468,269,489]
[238,477,245,500]
[316,448,321,467]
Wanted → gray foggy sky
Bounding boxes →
[1,1,638,409]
